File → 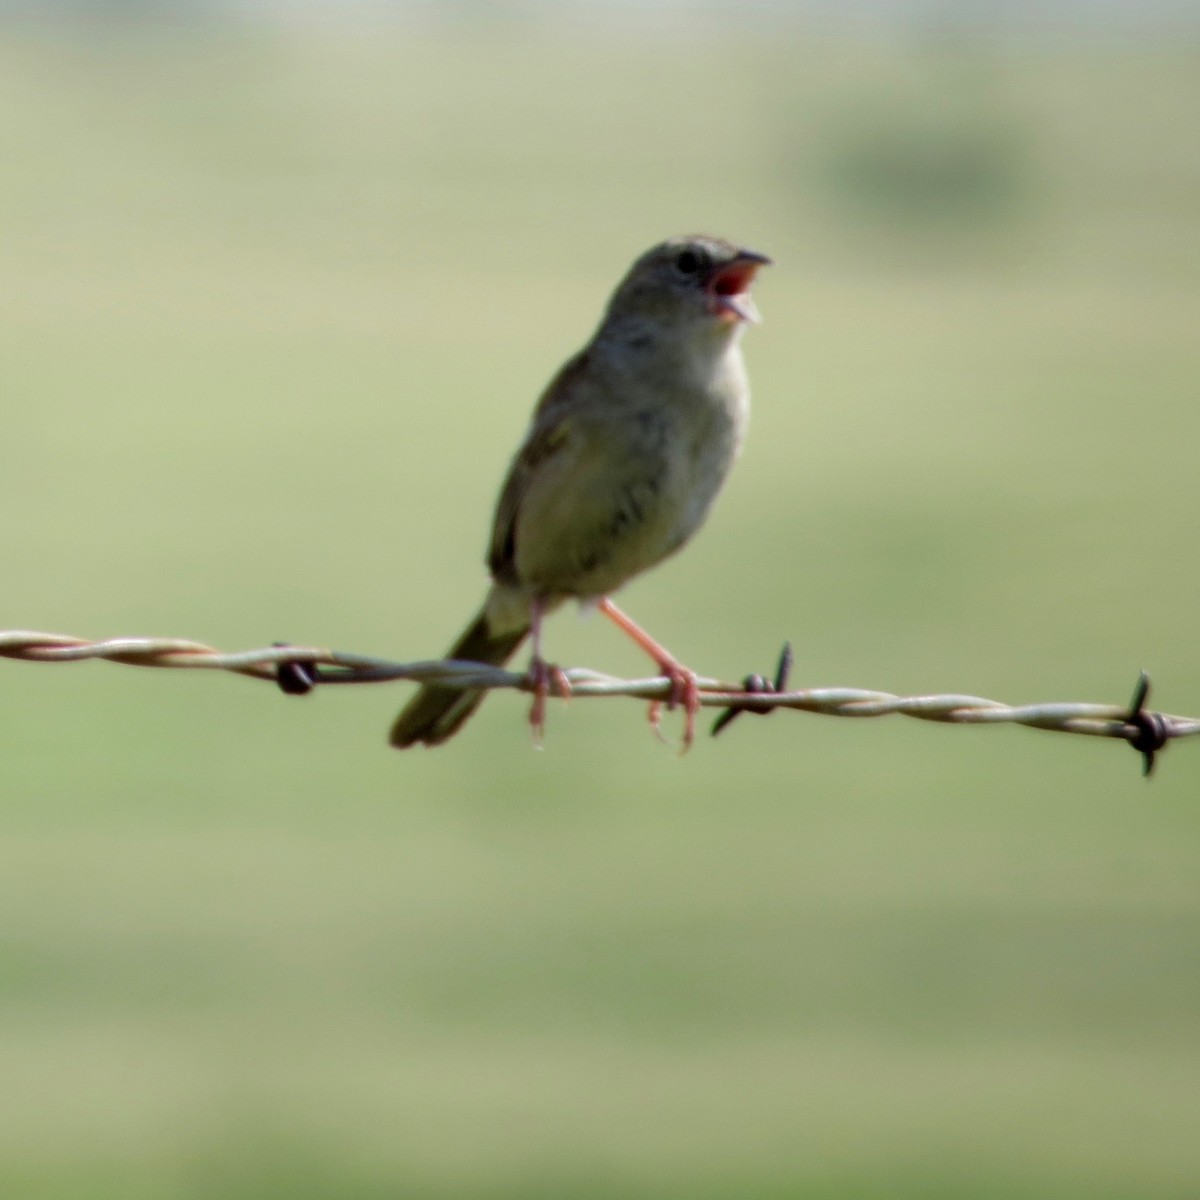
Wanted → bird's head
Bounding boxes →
[604,235,771,338]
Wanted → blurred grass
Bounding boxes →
[1,16,1199,1199]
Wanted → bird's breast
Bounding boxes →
[508,342,749,599]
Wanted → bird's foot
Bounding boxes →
[647,657,701,753]
[527,657,572,747]
[594,599,701,752]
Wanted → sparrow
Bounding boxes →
[389,233,769,750]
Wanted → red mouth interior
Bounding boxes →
[711,262,759,296]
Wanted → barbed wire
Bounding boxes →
[2,630,1195,775]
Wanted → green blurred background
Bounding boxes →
[2,3,1199,1196]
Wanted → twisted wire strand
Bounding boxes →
[3,630,1197,754]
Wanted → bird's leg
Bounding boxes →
[596,598,700,750]
[527,597,571,746]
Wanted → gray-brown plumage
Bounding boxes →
[390,234,769,748]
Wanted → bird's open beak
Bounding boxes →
[709,249,771,324]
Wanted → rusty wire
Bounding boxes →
[2,629,1195,774]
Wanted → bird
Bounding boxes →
[389,233,769,750]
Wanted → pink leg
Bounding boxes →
[527,597,571,746]
[597,598,700,750]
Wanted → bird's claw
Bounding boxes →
[527,658,572,746]
[646,660,700,752]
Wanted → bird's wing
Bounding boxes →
[487,350,678,598]
[487,412,576,584]
[487,351,592,583]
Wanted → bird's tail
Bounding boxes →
[388,608,529,748]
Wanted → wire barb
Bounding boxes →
[2,630,1196,775]
[1124,670,1171,778]
[272,642,320,696]
[711,641,794,737]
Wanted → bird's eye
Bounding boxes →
[675,249,702,275]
